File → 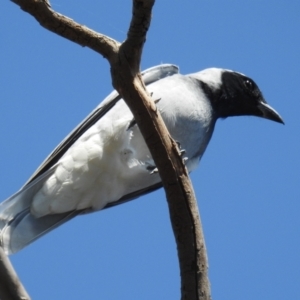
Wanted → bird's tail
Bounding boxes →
[0,170,79,255]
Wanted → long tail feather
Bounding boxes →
[0,168,78,255]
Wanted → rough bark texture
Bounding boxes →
[4,0,211,299]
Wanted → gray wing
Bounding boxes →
[0,64,178,254]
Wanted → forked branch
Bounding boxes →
[6,1,211,299]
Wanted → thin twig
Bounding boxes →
[11,0,120,60]
[0,247,31,300]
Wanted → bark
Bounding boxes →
[0,247,31,300]
[4,0,211,299]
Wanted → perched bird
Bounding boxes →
[0,64,283,254]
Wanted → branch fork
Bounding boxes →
[3,1,211,299]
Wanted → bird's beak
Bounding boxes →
[257,102,284,124]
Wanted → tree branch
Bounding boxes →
[0,247,31,300]
[7,0,211,299]
[11,0,120,60]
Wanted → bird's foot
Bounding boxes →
[175,141,186,157]
[146,164,159,175]
[127,118,137,130]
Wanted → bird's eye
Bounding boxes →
[244,79,254,90]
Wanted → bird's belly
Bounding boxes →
[30,80,214,218]
[30,117,159,217]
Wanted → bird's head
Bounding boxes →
[196,68,284,124]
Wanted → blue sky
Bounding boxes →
[1,1,299,299]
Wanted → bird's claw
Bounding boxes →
[146,164,158,175]
[127,118,137,130]
[175,140,186,156]
[150,168,158,174]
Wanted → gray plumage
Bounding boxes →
[0,64,283,254]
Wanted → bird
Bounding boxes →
[0,64,283,255]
